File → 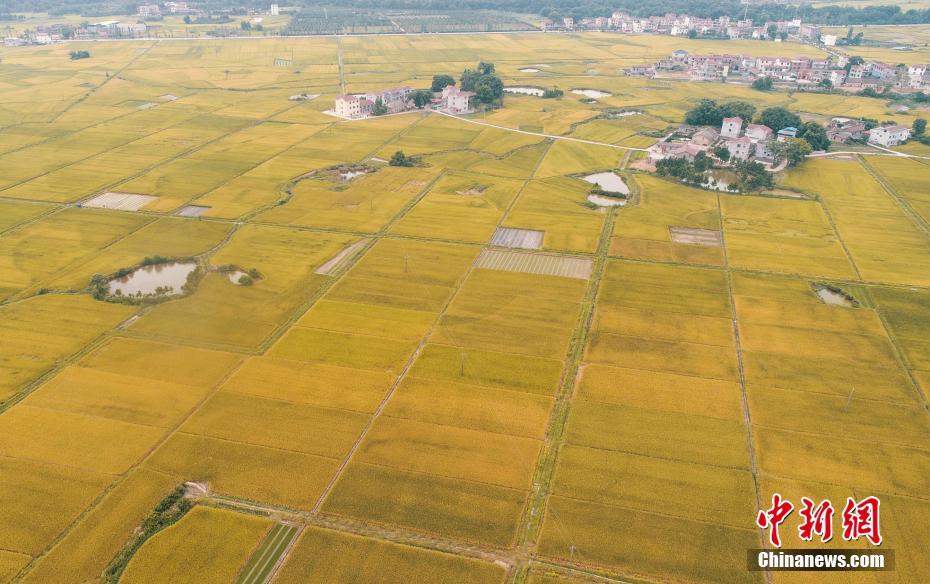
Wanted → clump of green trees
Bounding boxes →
[69,50,90,60]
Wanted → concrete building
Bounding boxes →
[441,85,474,113]
[270,4,279,16]
[721,116,742,139]
[745,124,773,142]
[868,125,910,146]
[725,136,753,160]
[691,128,719,147]
[137,4,161,17]
[777,127,797,141]
[822,34,837,46]
[827,118,866,143]
[334,95,373,119]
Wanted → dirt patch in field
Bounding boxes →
[316,238,370,276]
[629,159,657,172]
[669,227,723,247]
[456,184,488,196]
[82,192,157,211]
[475,249,592,280]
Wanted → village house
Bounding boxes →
[721,116,742,139]
[725,136,753,160]
[745,124,772,142]
[334,95,373,119]
[137,4,161,17]
[826,118,866,143]
[440,85,474,113]
[777,127,797,141]
[691,128,719,147]
[867,125,910,147]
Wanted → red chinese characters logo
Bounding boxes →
[757,494,882,548]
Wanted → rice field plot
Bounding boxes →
[473,249,592,280]
[129,225,356,349]
[0,200,54,233]
[20,469,178,584]
[321,461,528,547]
[0,208,151,299]
[327,239,479,313]
[220,356,393,414]
[0,457,111,557]
[181,391,369,459]
[866,156,930,227]
[377,114,483,157]
[779,158,930,286]
[432,268,588,359]
[115,122,323,212]
[144,433,339,509]
[872,286,930,375]
[275,526,506,584]
[503,177,604,253]
[0,294,134,402]
[720,195,857,279]
[259,165,438,232]
[121,506,270,584]
[610,175,724,266]
[390,171,524,243]
[538,254,754,580]
[534,139,623,178]
[466,141,552,179]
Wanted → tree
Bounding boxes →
[390,150,415,167]
[372,96,388,116]
[798,122,830,151]
[687,29,698,39]
[714,146,731,161]
[184,15,191,24]
[240,20,251,30]
[734,161,774,191]
[752,77,774,91]
[69,50,90,60]
[684,99,722,126]
[818,79,833,89]
[461,62,502,106]
[412,89,432,108]
[913,118,927,136]
[767,24,778,39]
[431,74,455,92]
[779,31,788,41]
[693,150,712,172]
[784,138,813,166]
[760,107,801,132]
[720,101,756,122]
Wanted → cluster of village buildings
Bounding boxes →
[5,2,280,45]
[547,12,826,44]
[652,115,910,166]
[332,85,474,119]
[625,49,930,93]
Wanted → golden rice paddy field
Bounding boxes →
[1,31,929,584]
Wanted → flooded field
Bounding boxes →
[582,172,629,194]
[519,68,541,73]
[587,194,626,207]
[571,88,612,98]
[815,285,856,307]
[107,262,196,296]
[504,86,545,96]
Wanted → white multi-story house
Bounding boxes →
[725,136,753,160]
[334,95,372,118]
[721,116,742,139]
[441,86,474,113]
[868,125,910,146]
[137,4,161,17]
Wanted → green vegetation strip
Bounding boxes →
[103,484,192,584]
[235,523,300,584]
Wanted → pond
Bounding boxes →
[582,172,629,194]
[571,89,612,99]
[587,194,627,207]
[816,287,854,307]
[702,170,739,192]
[519,68,541,73]
[227,270,249,285]
[504,86,545,96]
[340,170,368,181]
[108,262,197,297]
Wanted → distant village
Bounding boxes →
[546,12,829,43]
[625,49,930,94]
[3,2,281,45]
